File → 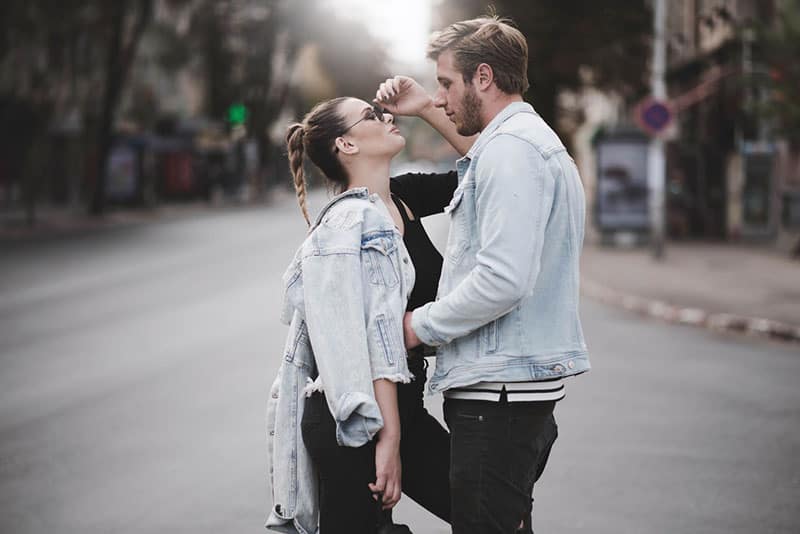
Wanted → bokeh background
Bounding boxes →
[1,1,798,533]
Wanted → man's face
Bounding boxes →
[433,50,483,136]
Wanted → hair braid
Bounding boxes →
[286,123,311,226]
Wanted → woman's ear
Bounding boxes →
[335,136,359,156]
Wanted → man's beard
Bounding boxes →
[456,85,483,136]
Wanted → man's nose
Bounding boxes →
[384,112,395,124]
[433,90,446,108]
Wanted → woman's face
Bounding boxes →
[336,98,405,159]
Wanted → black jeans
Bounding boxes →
[302,390,380,534]
[444,394,558,534]
[395,356,451,522]
[301,356,451,533]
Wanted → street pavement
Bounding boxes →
[1,192,798,533]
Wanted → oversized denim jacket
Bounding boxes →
[410,102,591,393]
[265,188,414,534]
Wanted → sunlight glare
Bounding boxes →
[323,0,433,69]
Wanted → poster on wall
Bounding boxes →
[106,144,139,201]
[596,139,650,231]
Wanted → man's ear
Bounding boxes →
[475,63,494,92]
[335,136,359,155]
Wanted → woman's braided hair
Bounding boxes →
[286,97,351,226]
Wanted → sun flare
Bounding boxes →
[324,0,433,69]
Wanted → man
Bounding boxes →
[377,16,590,534]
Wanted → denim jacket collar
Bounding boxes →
[310,187,376,229]
[463,101,538,161]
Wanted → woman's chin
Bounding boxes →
[391,136,406,155]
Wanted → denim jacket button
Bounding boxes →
[554,364,564,372]
[269,430,275,436]
[567,360,575,369]
[402,257,409,264]
[272,392,279,399]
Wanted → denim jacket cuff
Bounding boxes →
[333,391,384,447]
[411,304,447,347]
[372,371,413,384]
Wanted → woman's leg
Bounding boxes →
[396,357,451,523]
[302,392,379,534]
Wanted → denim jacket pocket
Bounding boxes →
[362,232,400,287]
[374,313,399,366]
[480,319,499,354]
[284,318,313,370]
[444,185,470,265]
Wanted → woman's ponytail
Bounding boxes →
[286,123,311,226]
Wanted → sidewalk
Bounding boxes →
[581,242,800,343]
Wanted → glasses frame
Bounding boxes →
[341,103,385,134]
[333,103,386,154]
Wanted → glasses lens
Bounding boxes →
[372,104,384,122]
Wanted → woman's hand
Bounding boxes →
[403,311,422,350]
[375,75,434,118]
[369,432,402,509]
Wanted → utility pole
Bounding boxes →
[648,0,667,259]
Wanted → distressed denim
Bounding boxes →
[266,188,415,534]
[410,102,591,392]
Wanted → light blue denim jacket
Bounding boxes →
[265,188,414,534]
[411,102,590,392]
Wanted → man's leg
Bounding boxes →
[444,396,557,534]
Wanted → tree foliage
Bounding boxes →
[434,0,652,129]
[760,0,800,146]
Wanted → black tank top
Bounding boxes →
[389,171,458,311]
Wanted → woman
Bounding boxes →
[266,82,473,534]
[375,76,476,531]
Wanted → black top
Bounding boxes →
[389,171,458,311]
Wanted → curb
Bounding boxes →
[581,278,800,344]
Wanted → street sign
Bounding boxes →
[635,98,673,136]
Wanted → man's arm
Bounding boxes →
[410,135,556,346]
[375,76,477,156]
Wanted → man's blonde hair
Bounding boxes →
[427,15,529,95]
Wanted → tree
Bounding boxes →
[760,0,800,147]
[0,0,157,217]
[433,1,652,131]
[90,0,154,215]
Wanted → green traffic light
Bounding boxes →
[228,103,248,124]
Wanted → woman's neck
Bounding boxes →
[345,159,391,203]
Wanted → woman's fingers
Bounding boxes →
[382,480,401,509]
[368,476,386,500]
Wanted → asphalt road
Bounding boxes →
[1,194,798,534]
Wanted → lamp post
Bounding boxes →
[648,0,667,259]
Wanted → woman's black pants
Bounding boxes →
[300,356,451,533]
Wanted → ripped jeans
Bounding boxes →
[444,394,558,534]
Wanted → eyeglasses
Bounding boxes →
[341,103,385,134]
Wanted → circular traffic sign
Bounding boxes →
[636,98,673,136]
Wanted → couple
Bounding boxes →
[266,15,589,534]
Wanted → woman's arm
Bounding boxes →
[390,171,457,219]
[369,379,401,509]
[376,75,477,157]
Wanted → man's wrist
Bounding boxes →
[416,98,437,121]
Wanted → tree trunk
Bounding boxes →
[89,0,153,215]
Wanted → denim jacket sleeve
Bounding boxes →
[412,134,555,346]
[301,216,384,447]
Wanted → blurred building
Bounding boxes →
[663,0,799,252]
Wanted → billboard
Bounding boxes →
[596,136,650,231]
